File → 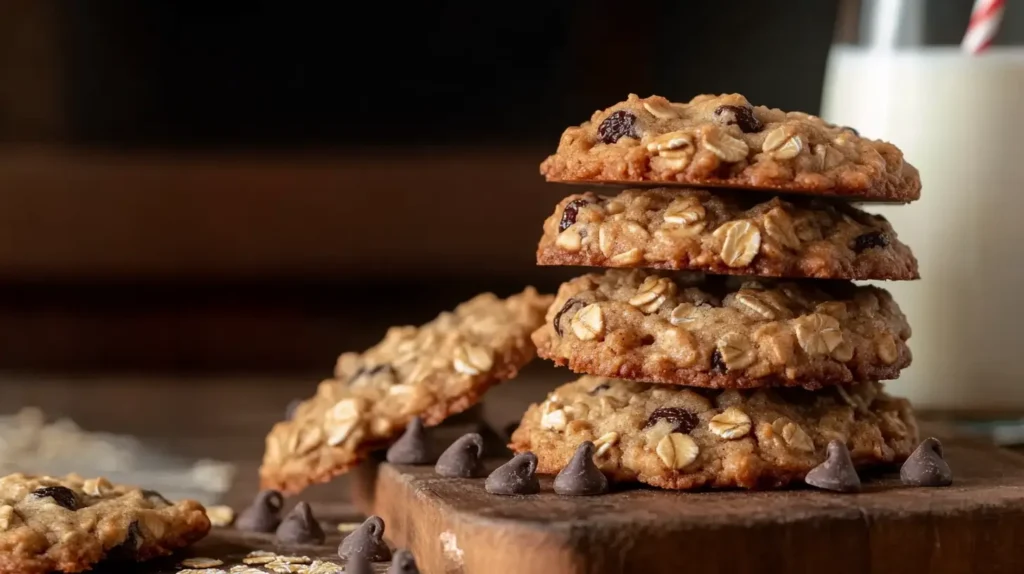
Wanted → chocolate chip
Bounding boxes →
[553,441,608,496]
[338,515,392,562]
[843,126,860,136]
[31,486,78,510]
[804,440,861,493]
[710,348,727,373]
[386,417,434,465]
[558,198,590,232]
[714,104,763,133]
[285,399,302,421]
[900,437,953,487]
[275,501,325,545]
[597,110,638,144]
[139,489,171,506]
[643,407,699,434]
[107,521,144,561]
[552,298,584,337]
[588,382,611,395]
[235,489,283,533]
[387,549,420,574]
[344,554,373,574]
[852,231,889,252]
[435,433,485,478]
[486,452,540,496]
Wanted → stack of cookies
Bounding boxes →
[511,93,925,490]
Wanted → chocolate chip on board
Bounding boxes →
[804,440,861,493]
[387,549,420,574]
[338,515,392,562]
[275,501,325,545]
[485,452,540,496]
[386,417,434,465]
[553,441,609,496]
[435,433,485,478]
[235,489,284,533]
[901,437,953,487]
[344,553,374,574]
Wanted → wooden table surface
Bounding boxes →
[0,371,1017,573]
[0,368,561,504]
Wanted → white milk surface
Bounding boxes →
[822,46,1024,409]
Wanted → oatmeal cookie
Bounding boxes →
[539,188,918,280]
[261,288,552,494]
[533,270,911,389]
[0,473,210,574]
[540,93,920,202]
[511,377,918,490]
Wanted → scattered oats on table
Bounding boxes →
[181,557,224,568]
[205,504,235,527]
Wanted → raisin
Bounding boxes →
[843,126,860,136]
[853,231,889,252]
[552,298,584,337]
[558,198,591,232]
[643,407,699,434]
[32,486,78,510]
[108,521,143,561]
[714,105,763,133]
[141,489,171,506]
[588,382,611,395]
[710,348,727,373]
[597,110,638,144]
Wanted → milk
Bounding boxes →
[821,46,1024,409]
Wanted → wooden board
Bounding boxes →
[372,428,1024,574]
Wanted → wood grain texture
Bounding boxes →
[373,428,1024,574]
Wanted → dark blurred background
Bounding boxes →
[0,0,987,376]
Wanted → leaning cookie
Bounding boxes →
[511,377,918,490]
[261,288,552,494]
[0,473,210,574]
[540,93,920,203]
[538,188,918,280]
[534,270,911,389]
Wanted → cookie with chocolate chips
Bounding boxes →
[0,473,210,574]
[541,93,920,203]
[538,188,918,280]
[534,269,912,389]
[261,288,552,494]
[511,377,918,490]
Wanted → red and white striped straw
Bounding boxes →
[962,0,1005,54]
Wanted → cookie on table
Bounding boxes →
[539,188,918,280]
[261,287,552,494]
[0,473,210,574]
[533,270,911,389]
[540,93,920,203]
[511,376,918,490]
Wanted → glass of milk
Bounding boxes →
[820,0,1024,409]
